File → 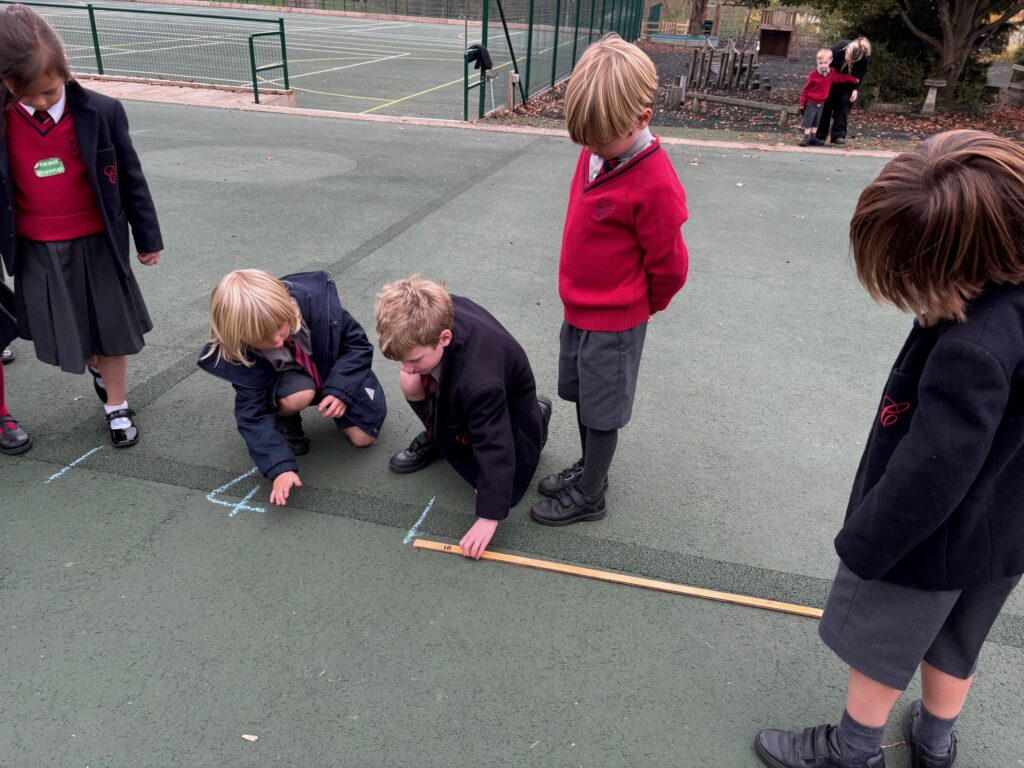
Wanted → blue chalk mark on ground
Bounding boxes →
[403,495,435,544]
[207,467,266,517]
[45,446,104,484]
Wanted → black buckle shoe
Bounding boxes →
[275,413,310,456]
[530,481,606,526]
[1,346,14,364]
[88,366,108,404]
[537,395,552,450]
[389,430,440,474]
[106,407,139,448]
[538,460,583,497]
[754,724,885,768]
[902,700,957,768]
[0,414,32,455]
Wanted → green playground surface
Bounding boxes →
[2,103,1023,767]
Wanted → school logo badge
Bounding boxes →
[595,199,614,220]
[104,164,118,184]
[879,396,911,428]
[67,136,80,155]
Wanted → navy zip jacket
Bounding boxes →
[836,284,1024,589]
[198,271,384,480]
[431,296,543,520]
[1,81,163,277]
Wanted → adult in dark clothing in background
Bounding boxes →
[816,37,871,146]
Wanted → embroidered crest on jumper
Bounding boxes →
[34,158,65,178]
[595,199,614,220]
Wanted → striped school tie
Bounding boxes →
[285,337,322,391]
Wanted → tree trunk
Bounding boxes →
[687,0,709,35]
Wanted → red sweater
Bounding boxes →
[5,107,104,241]
[559,139,688,331]
[800,68,860,108]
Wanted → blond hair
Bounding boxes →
[203,269,303,366]
[850,130,1024,326]
[846,36,871,62]
[375,275,453,360]
[564,33,658,146]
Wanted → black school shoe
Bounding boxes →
[755,724,885,768]
[88,366,107,403]
[106,408,139,448]
[0,414,32,455]
[537,460,608,498]
[530,480,606,526]
[2,346,14,364]
[902,700,957,768]
[389,430,440,473]
[275,413,310,456]
[537,395,552,450]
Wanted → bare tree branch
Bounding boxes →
[893,0,942,49]
[979,2,1024,36]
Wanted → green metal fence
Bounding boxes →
[1,1,289,102]
[464,0,645,119]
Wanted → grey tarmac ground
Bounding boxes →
[1,100,1022,767]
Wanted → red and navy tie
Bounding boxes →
[600,157,620,175]
[285,337,322,390]
[33,109,52,125]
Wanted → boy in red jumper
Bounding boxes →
[799,49,860,146]
[531,34,689,526]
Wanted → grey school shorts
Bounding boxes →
[557,319,647,431]
[274,369,387,437]
[818,562,1020,690]
[802,102,824,130]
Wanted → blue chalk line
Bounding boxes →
[403,495,435,544]
[207,467,266,516]
[45,446,104,484]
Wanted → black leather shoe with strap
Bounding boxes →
[530,481,606,526]
[88,366,108,404]
[106,408,139,448]
[389,430,440,474]
[755,724,885,768]
[0,414,32,455]
[902,700,957,768]
[1,347,14,364]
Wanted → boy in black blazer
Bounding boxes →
[376,276,551,559]
[755,131,1024,768]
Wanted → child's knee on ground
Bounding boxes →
[277,388,316,416]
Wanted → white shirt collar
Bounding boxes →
[21,87,67,124]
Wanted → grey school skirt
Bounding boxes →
[15,234,152,374]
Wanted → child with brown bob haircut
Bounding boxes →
[755,130,1024,768]
[376,275,551,559]
[530,34,688,527]
[199,270,386,506]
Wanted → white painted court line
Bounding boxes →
[45,446,105,484]
[403,496,435,545]
[288,52,410,79]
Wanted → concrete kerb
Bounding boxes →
[83,78,901,159]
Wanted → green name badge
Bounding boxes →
[34,158,66,178]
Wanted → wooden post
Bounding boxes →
[921,78,946,114]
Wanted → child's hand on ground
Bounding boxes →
[270,471,302,505]
[138,251,161,266]
[459,517,499,560]
[318,395,347,419]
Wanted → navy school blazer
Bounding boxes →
[198,271,385,480]
[0,281,15,349]
[0,80,163,277]
[431,296,543,520]
[836,283,1024,590]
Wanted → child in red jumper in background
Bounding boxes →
[0,5,163,448]
[530,33,689,527]
[799,48,860,146]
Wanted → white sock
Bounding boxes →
[104,401,131,430]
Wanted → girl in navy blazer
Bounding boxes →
[0,5,163,447]
[756,131,1024,768]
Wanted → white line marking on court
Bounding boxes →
[207,467,266,516]
[403,496,435,545]
[288,52,410,79]
[45,446,105,484]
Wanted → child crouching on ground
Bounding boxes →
[755,130,1024,768]
[799,48,860,147]
[530,34,689,527]
[199,270,386,506]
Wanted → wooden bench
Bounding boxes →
[691,92,795,126]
